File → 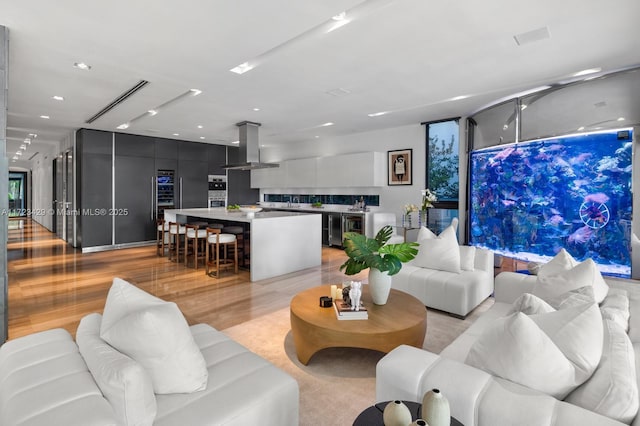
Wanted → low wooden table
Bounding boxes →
[290,285,427,365]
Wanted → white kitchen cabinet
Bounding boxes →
[316,152,385,187]
[251,151,384,188]
[286,158,317,187]
[251,162,287,188]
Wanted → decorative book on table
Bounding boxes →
[334,300,368,320]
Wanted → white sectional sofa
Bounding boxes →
[0,279,299,426]
[377,270,640,426]
[391,246,494,318]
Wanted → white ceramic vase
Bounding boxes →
[383,400,412,426]
[368,267,392,305]
[421,389,450,426]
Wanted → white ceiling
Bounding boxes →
[2,0,639,162]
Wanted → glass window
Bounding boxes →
[426,119,459,203]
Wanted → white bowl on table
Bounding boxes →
[239,206,263,218]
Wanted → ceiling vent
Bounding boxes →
[514,26,550,46]
[85,80,149,123]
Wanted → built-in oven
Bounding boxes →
[208,175,227,207]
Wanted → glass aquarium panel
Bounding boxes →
[469,128,633,276]
[427,120,459,202]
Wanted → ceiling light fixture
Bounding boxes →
[450,95,469,101]
[24,138,31,144]
[577,126,585,131]
[40,115,50,119]
[367,111,389,117]
[15,151,22,156]
[617,117,625,121]
[572,68,602,77]
[29,133,37,138]
[147,109,158,116]
[52,95,64,101]
[230,62,255,75]
[20,144,27,150]
[231,140,239,144]
[117,123,130,130]
[253,108,260,111]
[197,125,203,129]
[189,89,202,96]
[173,133,179,136]
[200,136,205,140]
[321,122,334,127]
[74,62,92,70]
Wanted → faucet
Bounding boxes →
[293,196,299,205]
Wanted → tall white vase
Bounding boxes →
[383,400,412,426]
[421,389,450,426]
[368,267,392,305]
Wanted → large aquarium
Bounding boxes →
[469,128,633,277]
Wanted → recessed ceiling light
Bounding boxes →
[200,136,205,140]
[520,104,528,110]
[24,139,31,144]
[315,135,320,138]
[230,62,255,75]
[15,151,22,156]
[73,62,91,70]
[40,115,50,119]
[173,133,179,136]
[617,117,625,121]
[147,109,158,116]
[577,126,585,131]
[253,108,260,111]
[29,133,37,138]
[20,144,27,150]
[52,95,64,101]
[189,89,202,96]
[231,140,239,144]
[503,124,509,130]
[328,12,351,32]
[321,122,334,127]
[368,111,388,117]
[450,95,469,101]
[117,123,130,130]
[572,68,602,77]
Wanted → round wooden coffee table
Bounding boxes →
[290,285,427,365]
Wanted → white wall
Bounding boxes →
[30,144,56,231]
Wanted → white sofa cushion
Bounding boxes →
[532,258,609,303]
[566,319,639,424]
[600,288,630,332]
[100,278,208,394]
[413,225,461,274]
[77,313,157,426]
[467,299,603,399]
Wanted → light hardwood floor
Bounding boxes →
[7,218,520,341]
[7,219,368,340]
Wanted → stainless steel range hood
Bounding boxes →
[223,121,279,170]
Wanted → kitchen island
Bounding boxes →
[163,208,321,282]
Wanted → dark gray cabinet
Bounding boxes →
[77,129,113,248]
[208,144,227,175]
[227,147,259,205]
[177,160,208,208]
[114,156,155,244]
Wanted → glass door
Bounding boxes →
[8,172,26,216]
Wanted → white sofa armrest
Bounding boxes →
[474,248,494,274]
[377,345,626,426]
[494,271,536,303]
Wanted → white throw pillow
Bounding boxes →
[565,319,639,424]
[507,293,555,315]
[537,249,578,278]
[100,278,208,394]
[532,258,609,303]
[412,225,461,273]
[467,300,603,399]
[548,286,596,310]
[77,313,157,426]
[459,246,476,271]
[100,277,167,336]
[417,226,436,241]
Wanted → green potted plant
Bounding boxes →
[340,225,418,305]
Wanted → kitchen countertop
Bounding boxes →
[165,207,318,223]
[262,205,372,214]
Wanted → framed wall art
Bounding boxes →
[388,149,412,185]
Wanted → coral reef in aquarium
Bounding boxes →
[469,129,633,276]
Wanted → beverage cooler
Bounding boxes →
[156,170,175,218]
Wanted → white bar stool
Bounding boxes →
[205,228,238,278]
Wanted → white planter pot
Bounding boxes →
[368,268,392,305]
